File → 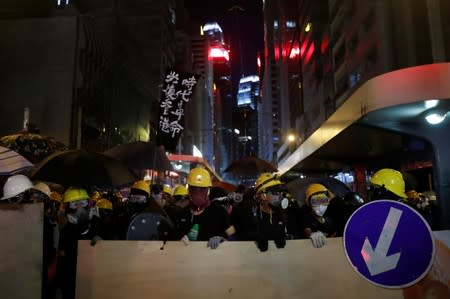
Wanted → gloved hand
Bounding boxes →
[310,231,326,248]
[90,235,102,246]
[274,237,286,249]
[207,236,225,249]
[256,237,268,252]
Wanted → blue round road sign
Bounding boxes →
[343,200,435,288]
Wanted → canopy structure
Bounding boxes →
[278,63,450,229]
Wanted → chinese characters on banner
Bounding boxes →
[156,70,199,152]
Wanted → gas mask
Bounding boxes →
[229,192,243,204]
[66,200,90,226]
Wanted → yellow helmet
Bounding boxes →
[187,167,212,187]
[370,168,407,199]
[163,184,173,196]
[255,173,282,193]
[305,183,329,202]
[173,185,188,196]
[90,191,101,202]
[131,180,150,196]
[63,187,89,203]
[96,198,113,210]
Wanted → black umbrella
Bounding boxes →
[285,177,351,206]
[224,156,277,175]
[103,141,172,171]
[30,149,137,188]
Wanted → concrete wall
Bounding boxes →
[0,17,77,145]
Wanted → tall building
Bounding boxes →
[236,75,259,158]
[0,0,178,151]
[182,25,215,164]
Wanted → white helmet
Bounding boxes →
[1,174,34,200]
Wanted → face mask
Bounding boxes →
[312,204,328,217]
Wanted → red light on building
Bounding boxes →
[257,56,261,68]
[209,47,230,61]
[321,36,329,54]
[304,43,315,64]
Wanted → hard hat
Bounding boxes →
[49,191,63,202]
[63,187,89,203]
[162,184,173,196]
[370,168,407,199]
[33,182,51,197]
[173,185,188,196]
[131,180,150,196]
[1,174,33,200]
[90,191,101,201]
[406,190,420,200]
[187,167,212,187]
[96,198,113,210]
[255,173,282,193]
[305,183,329,203]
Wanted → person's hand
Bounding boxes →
[207,236,225,249]
[256,237,268,252]
[274,237,286,249]
[90,235,102,246]
[310,231,326,248]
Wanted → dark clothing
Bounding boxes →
[189,204,231,241]
[57,222,92,299]
[230,204,248,240]
[300,207,337,238]
[165,204,191,240]
[256,208,286,241]
[42,216,58,299]
[90,215,116,240]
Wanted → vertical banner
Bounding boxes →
[157,70,199,152]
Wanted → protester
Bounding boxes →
[301,183,337,248]
[368,168,407,201]
[57,187,93,299]
[184,167,236,249]
[242,173,288,251]
[165,184,191,240]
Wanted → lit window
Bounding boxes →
[286,21,296,28]
[305,22,312,32]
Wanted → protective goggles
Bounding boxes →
[129,194,147,203]
[68,199,89,209]
[309,193,330,206]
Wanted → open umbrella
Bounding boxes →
[224,156,277,176]
[103,141,172,171]
[0,146,34,175]
[285,177,351,206]
[30,149,137,189]
[0,133,68,164]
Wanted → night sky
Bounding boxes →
[184,0,264,96]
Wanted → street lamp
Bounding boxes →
[287,133,296,143]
